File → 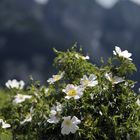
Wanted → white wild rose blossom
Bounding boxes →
[47,103,62,124]
[105,73,124,85]
[62,84,84,99]
[20,114,32,125]
[0,119,11,129]
[47,72,65,84]
[20,107,34,125]
[75,53,90,60]
[80,74,98,88]
[5,79,25,89]
[61,116,81,135]
[13,94,32,104]
[113,46,132,61]
[136,99,140,106]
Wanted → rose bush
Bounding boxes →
[0,46,140,140]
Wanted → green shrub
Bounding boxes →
[0,89,11,109]
[0,46,140,140]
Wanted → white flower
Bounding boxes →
[90,93,94,100]
[19,81,25,89]
[80,74,98,87]
[20,107,34,125]
[113,46,132,61]
[61,116,81,135]
[75,54,90,60]
[13,94,32,104]
[20,114,32,125]
[44,88,49,94]
[5,79,25,89]
[105,73,124,84]
[47,72,65,84]
[47,103,62,124]
[81,55,90,60]
[136,99,140,106]
[0,119,11,129]
[62,84,84,99]
[55,102,62,112]
[99,111,103,116]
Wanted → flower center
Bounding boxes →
[54,75,61,81]
[19,95,24,100]
[67,89,77,97]
[65,120,72,126]
[83,80,89,86]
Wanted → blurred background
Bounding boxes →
[0,0,140,89]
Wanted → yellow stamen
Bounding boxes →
[65,120,72,126]
[83,80,89,86]
[54,75,61,81]
[67,89,77,97]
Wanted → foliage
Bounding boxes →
[0,46,140,140]
[0,89,11,109]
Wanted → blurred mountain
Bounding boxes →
[0,0,140,89]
